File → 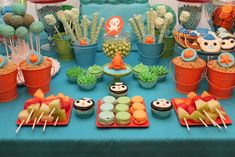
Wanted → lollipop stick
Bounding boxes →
[199,118,208,127]
[43,120,47,132]
[184,118,190,131]
[26,109,34,124]
[4,37,9,59]
[54,26,62,39]
[16,120,25,134]
[32,117,37,130]
[37,35,41,54]
[30,32,34,50]
[37,112,44,124]
[54,117,59,126]
[215,108,225,120]
[9,39,15,54]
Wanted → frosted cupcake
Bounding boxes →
[88,65,103,81]
[132,63,149,79]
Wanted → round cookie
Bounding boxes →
[117,96,131,106]
[102,96,117,105]
[131,96,144,104]
[98,111,115,126]
[116,112,131,126]
[130,103,146,114]
[109,82,128,97]
[100,103,114,112]
[115,104,129,113]
[133,110,148,125]
[73,98,95,118]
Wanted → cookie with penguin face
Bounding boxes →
[109,82,128,97]
[151,99,172,111]
[197,33,222,53]
[73,98,95,111]
[221,36,235,52]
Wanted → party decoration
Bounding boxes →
[105,16,124,36]
[30,21,44,53]
[181,48,197,62]
[108,52,126,70]
[217,52,235,68]
[26,52,43,66]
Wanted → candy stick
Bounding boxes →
[90,13,98,44]
[54,117,59,126]
[82,15,88,38]
[184,118,190,131]
[26,109,34,124]
[16,119,25,134]
[37,112,44,124]
[32,117,37,130]
[147,11,150,35]
[92,18,104,44]
[71,8,82,40]
[150,9,155,36]
[129,18,142,42]
[3,37,9,59]
[43,119,47,132]
[215,108,225,120]
[158,12,173,44]
[134,15,145,41]
[199,117,208,127]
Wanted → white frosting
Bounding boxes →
[110,83,127,92]
[74,98,93,108]
[152,99,171,108]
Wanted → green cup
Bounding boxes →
[53,33,74,61]
[162,36,175,58]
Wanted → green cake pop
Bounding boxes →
[12,3,26,16]
[16,26,28,39]
[3,13,13,25]
[0,24,7,35]
[9,15,24,29]
[29,21,44,34]
[23,14,35,28]
[2,25,15,38]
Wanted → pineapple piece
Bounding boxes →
[39,103,50,115]
[41,115,54,123]
[27,103,40,113]
[177,107,190,120]
[48,99,61,113]
[207,99,220,113]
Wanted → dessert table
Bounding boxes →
[0,40,235,157]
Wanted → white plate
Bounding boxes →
[17,57,61,85]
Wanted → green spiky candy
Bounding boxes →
[30,21,44,34]
[138,71,158,83]
[77,73,97,85]
[149,65,168,76]
[15,26,29,39]
[133,63,149,74]
[66,66,85,78]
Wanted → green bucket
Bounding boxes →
[162,36,175,58]
[53,33,74,61]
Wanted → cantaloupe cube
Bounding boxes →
[187,92,197,99]
[45,95,56,100]
[33,89,44,100]
[64,96,69,103]
[201,91,211,98]
[57,93,65,100]
[174,99,184,105]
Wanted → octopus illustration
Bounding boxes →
[107,17,121,33]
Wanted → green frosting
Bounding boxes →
[2,25,15,38]
[149,65,168,76]
[139,71,158,83]
[30,21,44,34]
[88,65,103,75]
[77,73,97,86]
[133,63,149,73]
[15,26,28,39]
[12,3,26,16]
[66,66,85,78]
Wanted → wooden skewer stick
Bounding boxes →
[43,120,47,132]
[54,117,59,126]
[37,112,44,124]
[16,120,25,134]
[30,32,34,50]
[49,108,55,117]
[217,111,227,129]
[199,118,208,127]
[184,118,190,131]
[215,108,225,120]
[203,110,221,129]
[32,117,37,130]
[26,109,34,124]
[4,37,10,59]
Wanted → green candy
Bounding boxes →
[29,21,44,34]
[138,71,158,83]
[15,26,28,39]
[12,3,26,16]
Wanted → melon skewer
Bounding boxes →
[43,108,55,132]
[199,118,208,127]
[16,110,29,134]
[184,118,190,131]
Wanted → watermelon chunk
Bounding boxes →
[45,95,56,101]
[24,97,41,109]
[177,103,188,111]
[202,95,217,102]
[33,89,44,100]
[187,105,196,114]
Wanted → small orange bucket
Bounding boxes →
[172,61,206,94]
[207,66,235,99]
[19,58,52,95]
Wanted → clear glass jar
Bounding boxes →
[178,0,210,30]
[206,0,235,32]
[102,32,131,58]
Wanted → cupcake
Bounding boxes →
[66,66,85,83]
[151,99,173,119]
[117,96,131,106]
[138,71,158,89]
[131,96,144,104]
[88,65,103,81]
[102,96,117,105]
[109,82,128,97]
[100,103,114,112]
[116,112,131,126]
[130,103,146,114]
[132,110,148,125]
[115,104,129,113]
[77,73,97,90]
[98,111,115,126]
[149,65,168,82]
[133,63,149,79]
[73,98,95,118]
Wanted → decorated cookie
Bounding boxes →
[26,52,43,66]
[217,52,235,68]
[0,55,8,68]
[181,48,197,62]
[73,98,95,118]
[109,82,128,97]
[151,99,172,119]
[197,33,222,53]
[221,36,235,52]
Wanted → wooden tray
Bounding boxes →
[172,98,232,127]
[16,99,74,126]
[96,100,149,128]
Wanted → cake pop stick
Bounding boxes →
[129,18,142,42]
[199,117,208,127]
[29,21,44,53]
[2,25,15,57]
[82,15,88,38]
[90,13,99,43]
[184,118,190,131]
[15,26,29,57]
[158,12,173,44]
[56,10,76,43]
[92,18,104,44]
[3,38,10,59]
[16,110,29,134]
[45,14,62,39]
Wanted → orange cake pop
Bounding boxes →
[108,52,126,70]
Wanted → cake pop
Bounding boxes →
[3,13,13,25]
[0,24,6,35]
[23,14,35,28]
[16,26,29,56]
[29,21,44,53]
[2,25,15,58]
[9,15,24,29]
[44,14,62,39]
[12,3,26,16]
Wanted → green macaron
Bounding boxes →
[103,96,117,105]
[116,112,131,126]
[98,111,115,126]
[100,103,114,112]
[115,104,129,113]
[117,96,131,106]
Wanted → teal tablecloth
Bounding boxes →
[0,43,235,157]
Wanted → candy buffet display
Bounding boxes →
[151,99,173,119]
[96,95,149,128]
[172,91,232,131]
[16,89,74,133]
[73,98,95,118]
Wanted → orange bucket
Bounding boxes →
[172,61,206,94]
[0,69,18,102]
[207,66,235,99]
[19,58,52,95]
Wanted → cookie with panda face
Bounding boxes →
[197,34,222,53]
[151,99,172,119]
[221,36,235,52]
[73,98,95,118]
[109,82,128,97]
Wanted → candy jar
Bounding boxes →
[177,0,210,30]
[206,0,235,32]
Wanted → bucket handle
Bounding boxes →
[169,60,205,87]
[18,66,55,88]
[204,68,235,90]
